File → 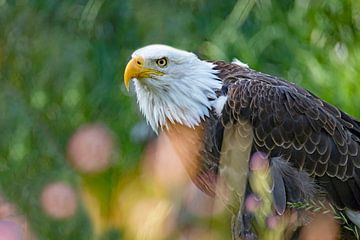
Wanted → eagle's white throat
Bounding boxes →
[132,45,222,132]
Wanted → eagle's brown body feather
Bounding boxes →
[195,61,360,213]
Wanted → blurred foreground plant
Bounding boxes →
[288,200,360,239]
[246,152,296,240]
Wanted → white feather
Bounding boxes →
[213,95,228,117]
[232,58,249,68]
[132,44,222,133]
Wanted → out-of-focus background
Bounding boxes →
[0,0,359,239]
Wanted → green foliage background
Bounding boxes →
[0,0,359,239]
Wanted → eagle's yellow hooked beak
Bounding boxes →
[124,56,144,91]
[123,56,164,91]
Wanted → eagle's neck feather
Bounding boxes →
[134,60,221,133]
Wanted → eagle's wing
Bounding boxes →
[214,61,360,211]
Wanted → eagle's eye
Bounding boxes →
[155,57,168,68]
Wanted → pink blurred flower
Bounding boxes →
[40,182,77,219]
[67,124,114,174]
[266,215,279,229]
[0,220,22,240]
[0,195,35,240]
[249,152,269,172]
[245,193,261,213]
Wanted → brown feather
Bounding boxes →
[211,61,360,211]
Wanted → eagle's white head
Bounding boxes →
[124,44,222,132]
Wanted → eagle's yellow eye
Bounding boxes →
[156,57,167,67]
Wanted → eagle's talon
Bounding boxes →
[232,208,257,240]
[240,231,257,240]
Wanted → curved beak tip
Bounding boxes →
[123,67,132,92]
[124,79,130,91]
[123,57,145,92]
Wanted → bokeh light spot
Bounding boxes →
[40,182,77,219]
[67,124,114,173]
[0,221,22,240]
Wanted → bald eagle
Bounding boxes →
[124,45,360,239]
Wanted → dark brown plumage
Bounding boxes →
[183,61,360,239]
[203,61,360,212]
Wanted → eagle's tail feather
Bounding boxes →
[270,157,316,215]
[271,162,286,215]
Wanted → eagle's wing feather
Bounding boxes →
[214,61,360,210]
